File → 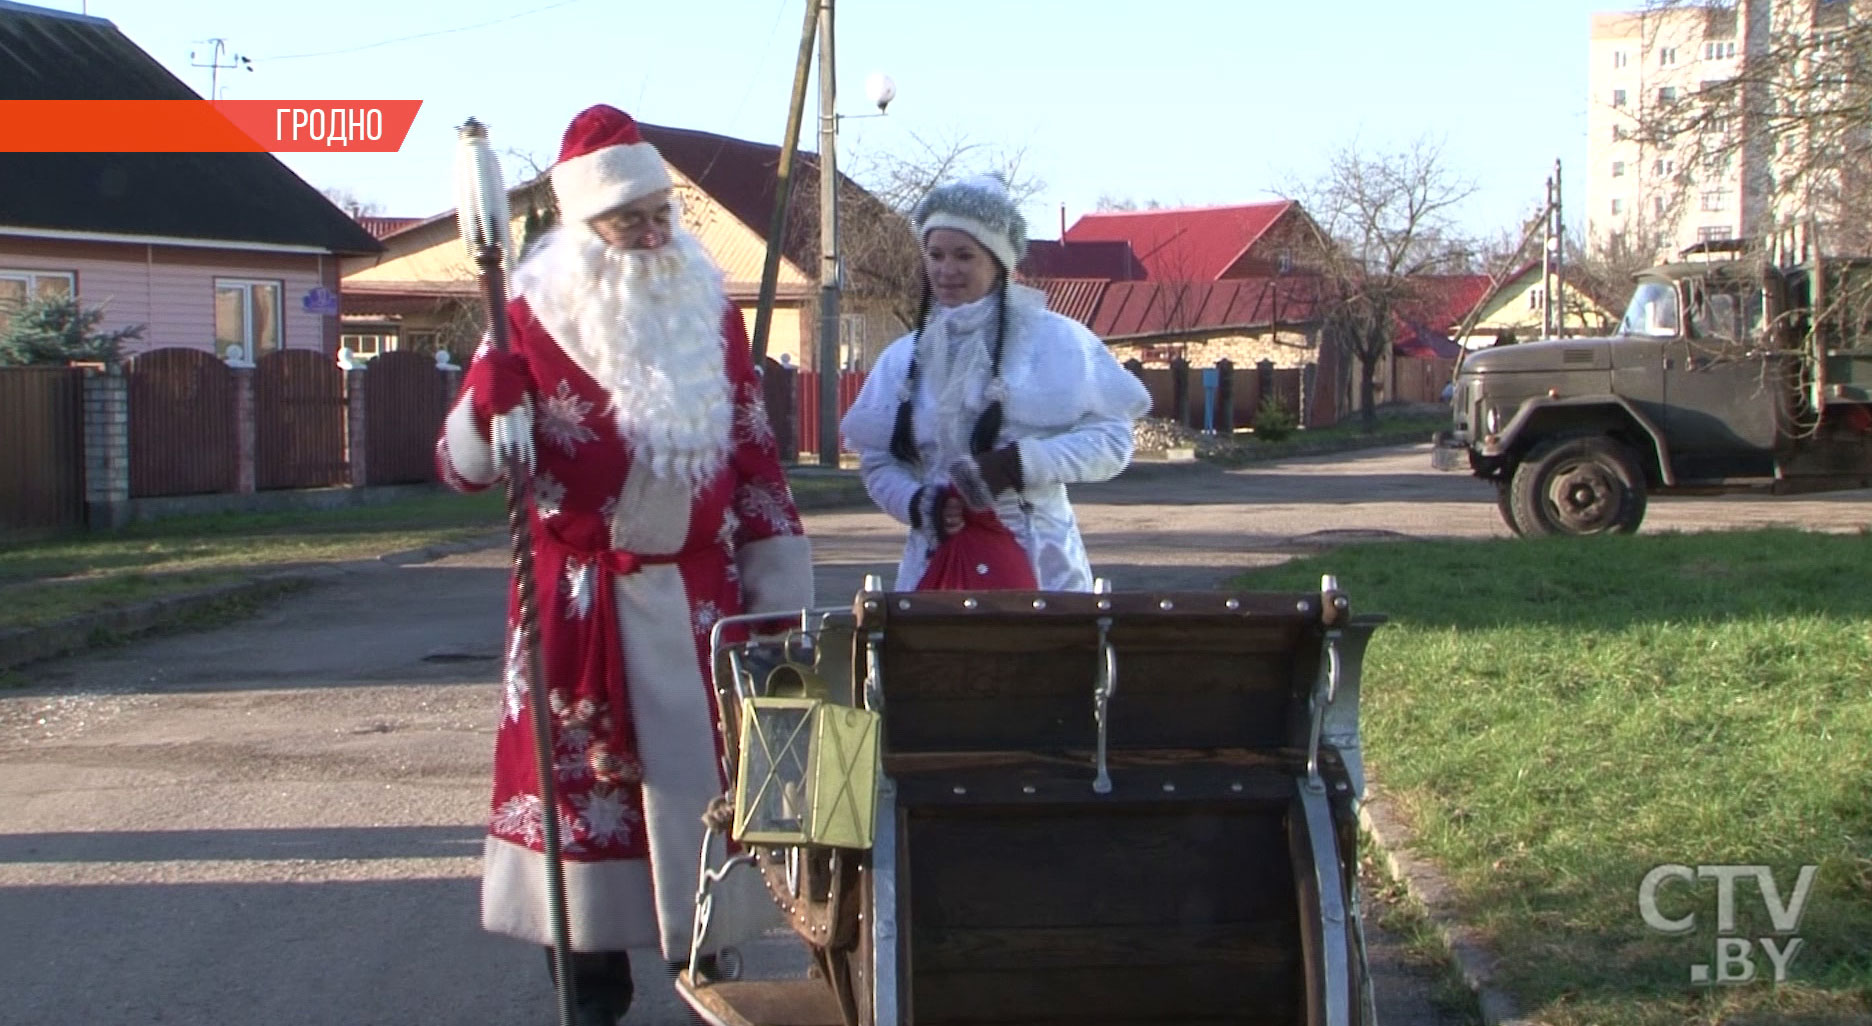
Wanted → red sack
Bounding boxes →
[916,504,1038,591]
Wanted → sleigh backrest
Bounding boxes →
[854,589,1336,757]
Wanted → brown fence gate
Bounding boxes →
[254,350,347,490]
[129,348,236,497]
[0,366,86,531]
[364,350,448,485]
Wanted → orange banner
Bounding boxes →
[0,101,423,153]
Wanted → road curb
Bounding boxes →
[0,574,317,675]
[1358,791,1530,1026]
[1,534,513,677]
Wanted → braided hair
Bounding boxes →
[887,268,1012,467]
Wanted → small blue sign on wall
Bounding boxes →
[302,287,340,316]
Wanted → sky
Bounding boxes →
[48,0,1616,245]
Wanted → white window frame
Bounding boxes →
[214,278,285,360]
[838,313,866,370]
[0,269,76,336]
[1660,46,1678,66]
[339,332,399,359]
[1611,198,1625,216]
[1614,50,1630,69]
[1612,160,1627,178]
[1613,88,1628,108]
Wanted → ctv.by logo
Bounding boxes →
[1638,864,1818,984]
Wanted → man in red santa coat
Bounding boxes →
[436,104,813,1026]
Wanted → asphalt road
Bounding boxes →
[1,444,1864,1026]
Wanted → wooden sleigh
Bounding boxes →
[682,575,1385,1026]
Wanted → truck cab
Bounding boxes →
[1432,246,1872,536]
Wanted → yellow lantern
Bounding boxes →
[731,673,880,849]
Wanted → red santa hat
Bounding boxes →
[549,105,675,224]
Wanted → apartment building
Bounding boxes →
[1587,0,1864,262]
[1587,4,1753,259]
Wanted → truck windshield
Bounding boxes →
[1619,280,1681,337]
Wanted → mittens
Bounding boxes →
[464,342,533,421]
[464,342,534,477]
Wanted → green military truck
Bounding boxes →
[1431,235,1872,536]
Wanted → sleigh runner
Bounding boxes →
[683,576,1385,1026]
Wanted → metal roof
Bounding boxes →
[1063,202,1296,282]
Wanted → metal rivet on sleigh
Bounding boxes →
[730,661,881,850]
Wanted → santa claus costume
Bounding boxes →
[436,105,812,1019]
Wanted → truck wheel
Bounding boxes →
[1495,483,1524,536]
[1508,436,1648,536]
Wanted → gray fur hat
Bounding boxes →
[911,174,1028,273]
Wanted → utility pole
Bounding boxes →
[749,1,820,369]
[189,38,251,101]
[815,0,840,468]
[1551,159,1564,337]
[1541,168,1556,339]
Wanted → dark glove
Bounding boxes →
[910,485,961,544]
[975,443,1024,496]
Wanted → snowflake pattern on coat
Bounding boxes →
[539,380,599,458]
[502,627,527,724]
[736,479,802,536]
[532,471,566,518]
[715,509,741,552]
[491,794,545,846]
[693,599,723,638]
[574,786,642,847]
[562,557,597,621]
[735,389,776,451]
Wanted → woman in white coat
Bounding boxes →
[840,175,1151,591]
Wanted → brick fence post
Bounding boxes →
[346,368,369,487]
[82,364,131,530]
[232,365,257,494]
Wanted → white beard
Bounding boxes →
[513,224,733,487]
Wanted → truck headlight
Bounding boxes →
[1484,406,1503,435]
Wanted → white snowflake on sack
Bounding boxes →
[574,787,642,847]
[562,557,597,621]
[736,480,800,535]
[735,389,776,451]
[502,627,528,723]
[531,471,566,519]
[539,380,598,457]
[491,794,545,845]
[693,600,723,637]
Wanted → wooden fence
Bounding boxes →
[1390,356,1458,406]
[364,350,450,485]
[129,348,236,497]
[0,366,86,531]
[254,350,348,490]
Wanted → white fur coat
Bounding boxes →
[840,284,1150,590]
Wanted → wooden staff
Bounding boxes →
[454,117,578,1026]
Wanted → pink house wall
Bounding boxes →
[0,235,340,356]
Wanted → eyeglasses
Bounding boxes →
[591,202,674,235]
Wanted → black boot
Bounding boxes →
[545,949,633,1026]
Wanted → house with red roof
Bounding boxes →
[1019,201,1340,424]
[339,122,905,371]
[1062,201,1324,282]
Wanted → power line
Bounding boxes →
[256,0,587,61]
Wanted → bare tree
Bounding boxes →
[320,186,380,218]
[843,130,1049,328]
[1293,137,1478,429]
[1635,0,1872,254]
